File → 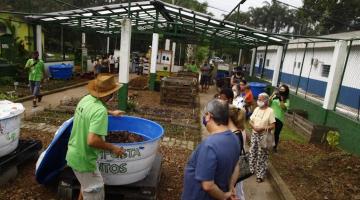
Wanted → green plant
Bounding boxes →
[127,100,137,112]
[195,45,209,65]
[326,130,340,147]
[0,92,18,100]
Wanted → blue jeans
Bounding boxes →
[29,81,41,97]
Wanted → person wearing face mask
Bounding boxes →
[249,93,276,183]
[182,99,240,200]
[269,84,290,152]
[230,69,244,87]
[66,74,126,200]
[232,84,245,110]
[218,88,234,104]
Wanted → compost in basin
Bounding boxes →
[106,131,146,143]
[97,116,164,185]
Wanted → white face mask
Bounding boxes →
[257,100,265,108]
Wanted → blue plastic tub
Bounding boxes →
[216,70,229,79]
[249,82,268,99]
[35,116,164,185]
[49,64,73,79]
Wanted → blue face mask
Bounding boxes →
[202,116,208,126]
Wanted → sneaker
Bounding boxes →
[32,100,38,107]
[256,178,263,183]
[37,95,43,103]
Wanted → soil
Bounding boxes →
[0,128,57,200]
[106,131,145,143]
[25,111,73,126]
[158,145,192,200]
[0,85,200,199]
[0,76,88,100]
[271,140,360,200]
[128,76,149,89]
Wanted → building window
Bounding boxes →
[298,62,301,68]
[321,64,331,77]
[266,59,270,67]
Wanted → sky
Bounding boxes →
[198,0,303,19]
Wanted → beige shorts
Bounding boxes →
[73,168,105,200]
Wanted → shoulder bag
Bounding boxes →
[233,130,253,182]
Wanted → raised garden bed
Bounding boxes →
[270,124,360,200]
[0,87,201,199]
[0,76,89,101]
[25,110,73,126]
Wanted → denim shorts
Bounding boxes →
[29,81,41,96]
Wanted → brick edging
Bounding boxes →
[268,162,297,200]
[14,81,89,103]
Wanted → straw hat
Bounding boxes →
[87,74,121,98]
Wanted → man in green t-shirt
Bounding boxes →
[24,51,45,107]
[187,60,199,73]
[66,74,125,200]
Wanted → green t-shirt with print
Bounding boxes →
[187,64,198,73]
[66,95,108,172]
[25,58,45,81]
[270,98,290,123]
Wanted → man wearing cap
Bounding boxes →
[182,99,240,200]
[66,74,125,200]
[25,51,46,107]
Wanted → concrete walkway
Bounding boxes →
[198,85,281,200]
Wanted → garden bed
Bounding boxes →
[270,124,360,200]
[0,88,200,199]
[25,110,73,126]
[0,76,89,101]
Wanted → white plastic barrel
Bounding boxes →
[0,101,25,158]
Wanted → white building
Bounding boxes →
[255,31,360,110]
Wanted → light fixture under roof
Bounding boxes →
[99,10,112,15]
[82,13,93,17]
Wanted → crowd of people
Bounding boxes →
[92,54,117,76]
[181,67,291,199]
[49,55,289,200]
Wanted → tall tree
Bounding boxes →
[302,0,360,34]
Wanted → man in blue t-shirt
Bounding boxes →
[182,99,240,200]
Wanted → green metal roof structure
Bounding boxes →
[26,0,287,48]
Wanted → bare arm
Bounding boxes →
[88,133,125,156]
[229,161,240,191]
[108,110,125,116]
[201,181,232,200]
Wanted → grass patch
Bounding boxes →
[159,122,201,143]
[280,124,306,144]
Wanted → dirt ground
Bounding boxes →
[0,89,199,200]
[271,140,360,200]
[0,76,89,100]
[0,129,57,200]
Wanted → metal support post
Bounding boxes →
[260,45,268,78]
[295,43,308,94]
[149,33,159,90]
[249,47,257,77]
[118,18,132,110]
